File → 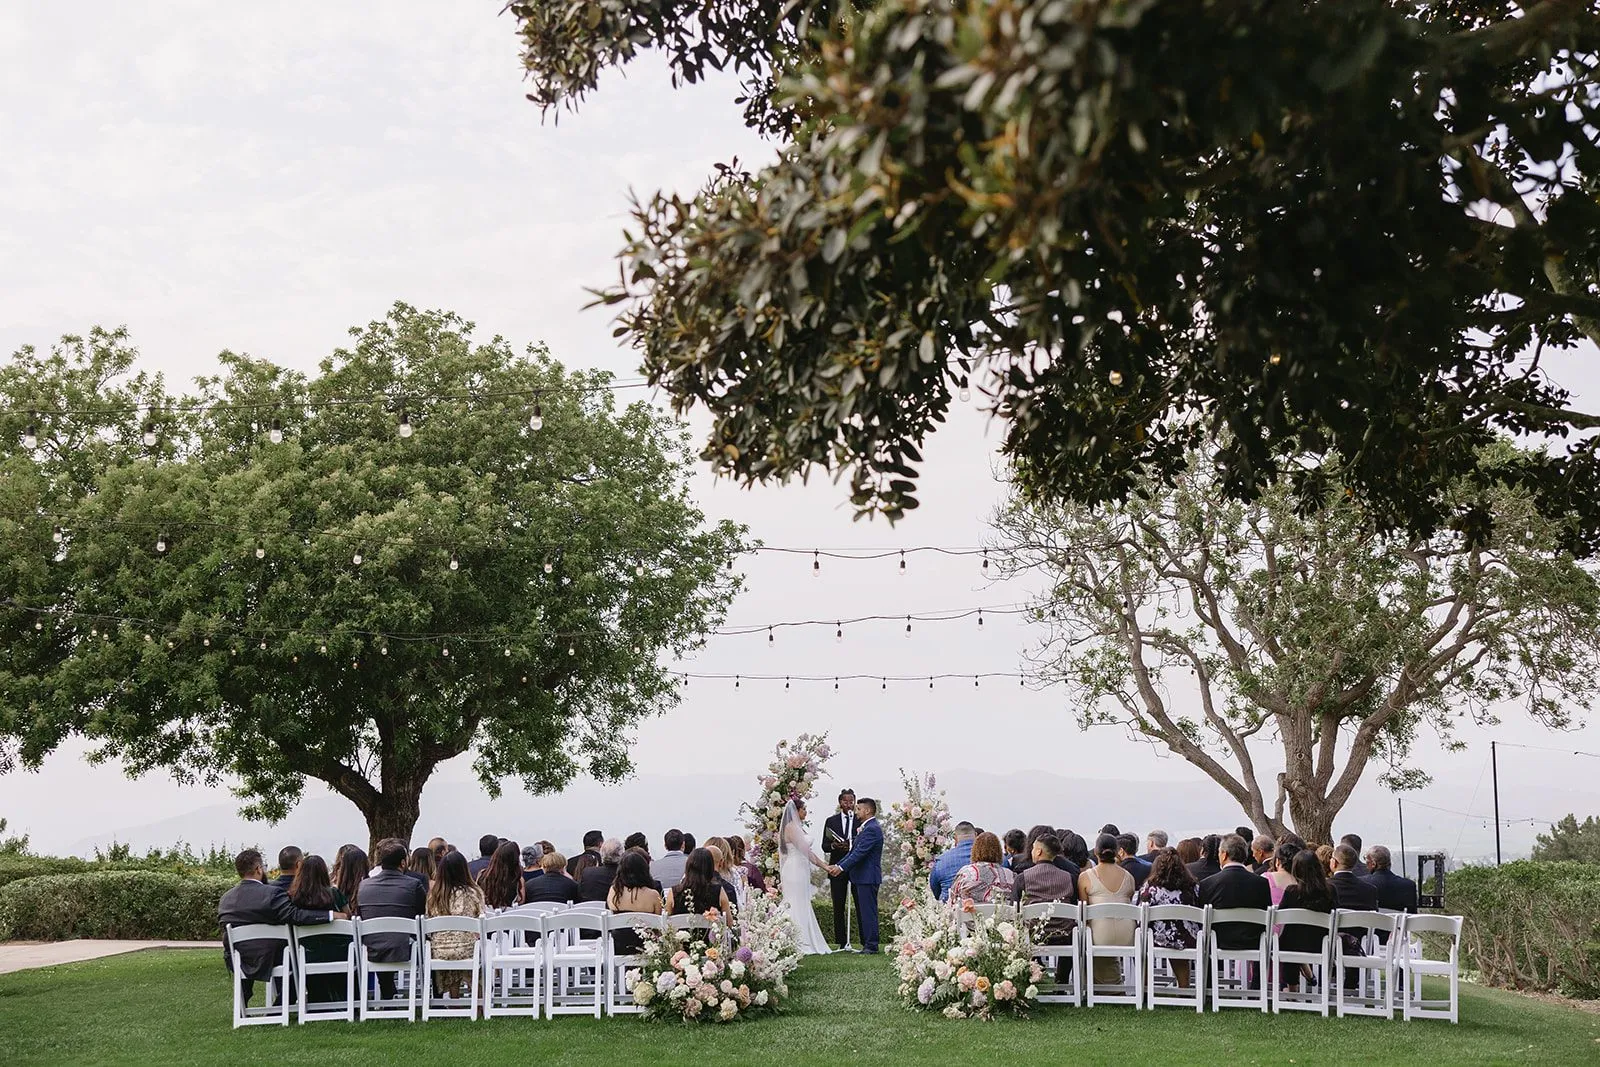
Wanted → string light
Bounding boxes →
[397,410,413,438]
[905,615,912,637]
[635,564,644,577]
[784,676,790,689]
[543,561,553,574]
[268,417,283,445]
[899,550,906,576]
[255,540,266,560]
[835,622,842,642]
[142,422,157,448]
[155,532,168,554]
[1108,370,1124,386]
[735,675,740,689]
[528,400,543,432]
[767,626,774,645]
[958,377,971,402]
[977,610,984,628]
[1270,353,1283,366]
[22,416,37,450]
[51,525,63,543]
[449,551,460,572]
[812,551,820,578]
[352,550,363,566]
[504,648,512,657]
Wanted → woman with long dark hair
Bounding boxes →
[1186,834,1222,882]
[405,846,435,886]
[288,855,347,1002]
[665,847,730,917]
[331,845,367,912]
[426,851,484,997]
[607,850,664,954]
[1278,848,1335,985]
[478,840,526,909]
[1136,849,1200,987]
[1267,840,1300,905]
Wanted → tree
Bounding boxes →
[991,443,1600,844]
[510,0,1600,549]
[0,305,745,852]
[1531,814,1600,863]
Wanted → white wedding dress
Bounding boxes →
[778,802,833,957]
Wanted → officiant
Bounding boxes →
[823,788,857,948]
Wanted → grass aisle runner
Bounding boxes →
[0,949,1595,1064]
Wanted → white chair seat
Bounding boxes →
[227,923,292,1028]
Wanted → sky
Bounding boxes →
[1,1,1597,861]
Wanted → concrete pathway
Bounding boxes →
[0,939,218,974]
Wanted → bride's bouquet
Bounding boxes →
[889,770,954,889]
[742,733,832,883]
[630,893,799,1023]
[891,893,1043,1020]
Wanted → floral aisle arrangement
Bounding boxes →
[891,894,1043,1019]
[741,733,832,883]
[888,769,954,889]
[631,891,801,1023]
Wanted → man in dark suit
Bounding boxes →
[1198,834,1272,980]
[1116,833,1152,890]
[468,834,498,880]
[357,838,427,1000]
[568,830,603,878]
[829,797,883,954]
[218,848,338,1004]
[578,839,623,902]
[1362,845,1419,913]
[1329,843,1379,988]
[1250,835,1275,874]
[1138,829,1168,864]
[268,845,302,890]
[822,788,857,947]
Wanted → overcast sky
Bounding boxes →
[2,2,1597,859]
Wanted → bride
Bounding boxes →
[778,798,834,956]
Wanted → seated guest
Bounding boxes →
[665,847,731,917]
[1197,835,1271,966]
[479,840,527,909]
[1278,850,1335,987]
[1140,830,1169,863]
[727,835,766,894]
[288,854,348,1003]
[1329,844,1378,910]
[652,829,688,888]
[428,836,447,864]
[270,846,302,890]
[704,836,743,908]
[524,851,582,904]
[1186,834,1222,882]
[1003,829,1027,869]
[1010,824,1055,879]
[1079,834,1136,984]
[1362,845,1418,912]
[1316,843,1336,877]
[607,850,665,954]
[331,846,367,912]
[356,839,426,1000]
[1117,833,1152,890]
[520,843,545,888]
[1235,826,1257,846]
[425,851,485,998]
[1339,833,1363,857]
[1267,840,1300,905]
[929,822,977,902]
[1013,833,1079,907]
[1251,835,1275,874]
[1136,849,1201,988]
[578,838,624,903]
[1176,837,1202,867]
[405,846,434,886]
[948,831,1015,908]
[569,830,604,879]
[1061,831,1091,872]
[624,831,651,859]
[219,848,339,1004]
[681,832,697,855]
[468,834,499,880]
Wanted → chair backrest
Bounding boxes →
[1275,908,1333,932]
[568,901,608,913]
[1019,901,1080,923]
[1336,910,1397,936]
[667,913,712,932]
[483,913,544,936]
[608,912,667,933]
[543,911,608,936]
[1208,906,1270,946]
[357,917,421,938]
[1082,902,1142,923]
[228,923,290,948]
[292,920,355,950]
[1401,914,1462,938]
[423,915,482,936]
[513,902,564,916]
[1145,903,1205,925]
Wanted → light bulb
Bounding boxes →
[982,553,989,572]
[144,633,152,643]
[259,640,267,650]
[352,551,363,566]
[142,423,157,448]
[156,533,169,553]
[833,678,839,690]
[978,610,984,628]
[974,677,980,688]
[203,637,210,647]
[441,647,450,657]
[958,377,971,402]
[881,679,886,690]
[51,525,63,543]
[905,615,912,637]
[899,551,906,576]
[380,645,388,655]
[1269,353,1282,366]
[768,627,774,645]
[1108,370,1123,386]
[735,676,740,689]
[268,418,283,444]
[635,564,644,577]
[22,419,37,449]
[34,620,42,630]
[503,648,511,657]
[543,561,553,574]
[319,643,328,653]
[529,401,543,431]
[255,541,266,559]
[449,551,460,571]
[929,678,934,689]
[398,410,413,438]
[568,645,576,656]
[835,623,842,642]
[812,552,820,578]
[784,677,790,690]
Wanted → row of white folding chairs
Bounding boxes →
[227,906,716,1026]
[960,902,1461,1021]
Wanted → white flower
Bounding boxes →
[755,990,769,1006]
[1024,984,1039,999]
[728,960,746,979]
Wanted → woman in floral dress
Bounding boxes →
[426,851,485,998]
[947,832,1015,907]
[1135,849,1201,988]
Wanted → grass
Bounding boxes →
[0,949,1595,1065]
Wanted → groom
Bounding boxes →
[828,797,883,954]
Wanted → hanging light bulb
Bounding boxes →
[51,524,63,543]
[319,642,328,653]
[835,622,842,643]
[567,645,575,656]
[958,376,971,402]
[981,552,989,573]
[259,639,267,650]
[22,415,38,450]
[142,422,158,448]
[929,677,934,689]
[734,675,740,689]
[441,647,450,657]
[812,551,820,578]
[380,645,389,656]
[255,540,266,560]
[397,409,413,438]
[155,532,169,554]
[974,677,980,688]
[543,560,553,574]
[767,626,774,645]
[520,675,528,684]
[899,550,906,576]
[833,677,839,690]
[143,633,152,643]
[881,678,887,690]
[529,400,543,432]
[977,610,984,628]
[1108,369,1124,386]
[34,620,42,631]
[268,417,283,445]
[352,550,363,566]
[203,637,211,647]
[1269,352,1282,366]
[905,615,912,637]
[635,564,644,577]
[449,550,460,572]
[784,677,790,690]
[503,647,512,657]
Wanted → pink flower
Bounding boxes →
[995,980,1017,1001]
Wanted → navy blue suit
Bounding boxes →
[837,817,884,952]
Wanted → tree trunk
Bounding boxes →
[1288,797,1336,846]
[361,788,423,861]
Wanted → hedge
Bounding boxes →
[0,852,233,889]
[0,871,234,943]
[1451,860,1600,998]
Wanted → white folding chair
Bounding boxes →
[227,924,292,1027]
[667,913,713,935]
[1270,908,1332,1015]
[606,913,666,1015]
[357,916,420,1021]
[567,900,609,913]
[1083,903,1143,1007]
[482,913,545,1018]
[421,916,482,1020]
[1207,907,1270,1012]
[544,911,607,1017]
[291,921,356,1023]
[1144,904,1207,1011]
[1397,914,1462,1023]
[1335,911,1397,1018]
[1020,901,1082,1006]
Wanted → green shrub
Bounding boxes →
[0,845,237,889]
[1451,860,1600,998]
[0,871,234,942]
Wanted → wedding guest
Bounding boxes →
[607,851,665,954]
[1235,826,1257,846]
[1136,849,1200,988]
[569,831,604,879]
[1267,841,1300,906]
[425,851,485,998]
[681,832,697,855]
[357,839,426,1001]
[1176,837,1203,867]
[428,836,447,864]
[1339,833,1363,856]
[270,846,302,890]
[478,840,527,909]
[1061,831,1091,872]
[1141,830,1169,862]
[520,843,545,888]
[727,835,766,894]
[219,849,339,1005]
[948,831,1015,907]
[331,845,368,912]
[665,847,731,917]
[1197,836,1271,968]
[1013,833,1079,908]
[624,831,651,859]
[1280,831,1307,851]
[1186,834,1222,882]
[929,821,977,902]
[287,854,349,1003]
[1329,845,1378,911]
[1117,833,1152,890]
[1251,835,1275,873]
[652,829,688,888]
[1080,833,1136,985]
[1003,829,1027,869]
[405,846,435,886]
[1099,823,1121,837]
[579,838,624,903]
[704,836,744,908]
[1010,824,1055,879]
[468,834,499,880]
[525,851,582,904]
[1362,845,1418,913]
[1278,850,1335,987]
[1316,843,1336,877]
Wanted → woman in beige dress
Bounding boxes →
[1078,833,1136,985]
[425,851,485,997]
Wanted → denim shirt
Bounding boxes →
[929,839,975,902]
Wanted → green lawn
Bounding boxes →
[0,949,1594,1065]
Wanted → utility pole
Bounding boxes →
[1397,797,1407,878]
[1491,740,1502,866]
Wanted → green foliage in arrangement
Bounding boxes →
[0,871,234,943]
[1451,860,1600,998]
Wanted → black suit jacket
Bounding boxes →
[268,872,295,891]
[1198,865,1272,950]
[356,868,426,962]
[568,849,600,879]
[524,872,582,904]
[1363,868,1419,913]
[1330,870,1379,911]
[217,879,332,979]
[1120,855,1152,891]
[579,862,620,903]
[823,811,859,863]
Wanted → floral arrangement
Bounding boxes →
[891,892,1043,1020]
[741,733,832,882]
[888,769,954,889]
[630,891,800,1023]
